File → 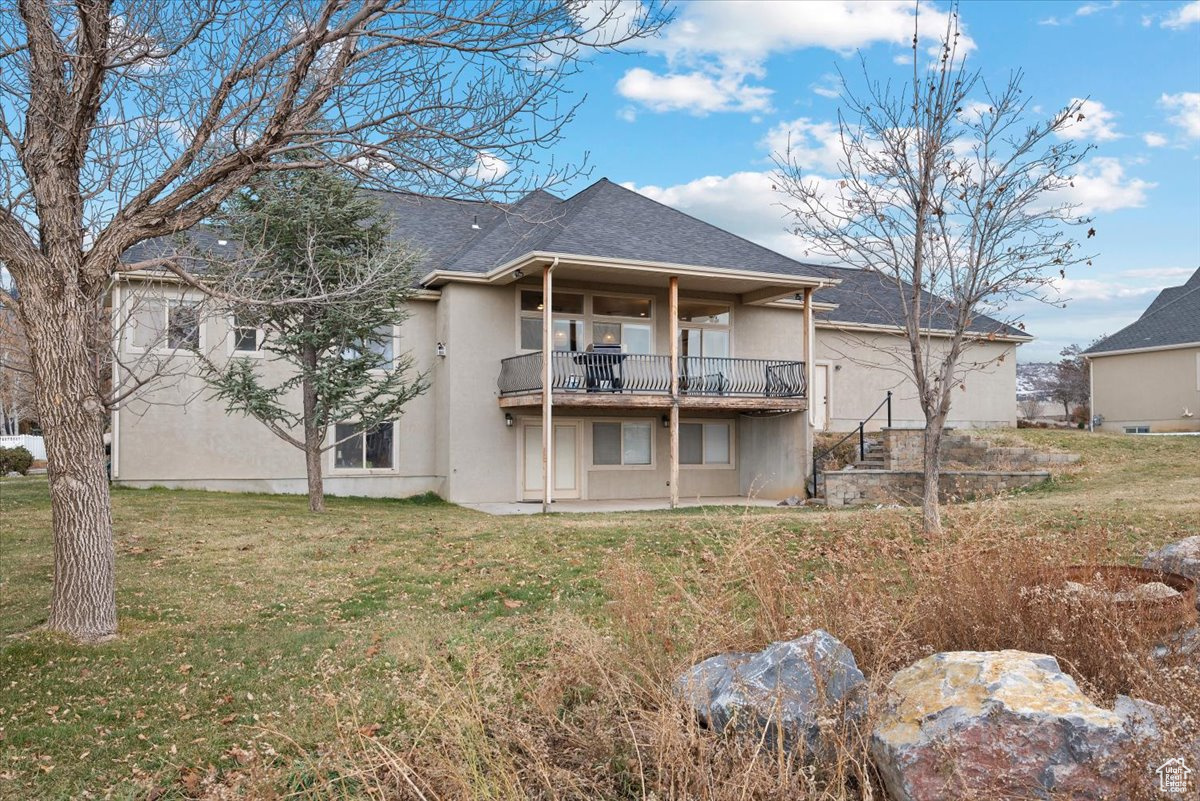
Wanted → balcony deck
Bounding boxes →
[497,351,808,412]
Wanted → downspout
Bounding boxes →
[110,282,120,480]
[542,257,559,513]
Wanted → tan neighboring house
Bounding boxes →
[111,179,1027,505]
[1085,266,1200,434]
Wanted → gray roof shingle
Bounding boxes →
[119,177,1028,339]
[1084,267,1200,354]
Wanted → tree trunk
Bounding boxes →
[300,348,325,513]
[921,419,945,537]
[19,283,117,642]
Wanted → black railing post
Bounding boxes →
[858,423,865,461]
[886,390,893,428]
[812,452,818,497]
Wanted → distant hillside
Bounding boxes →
[1016,362,1057,401]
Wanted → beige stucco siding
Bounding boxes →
[114,286,443,497]
[814,328,1018,431]
[1090,346,1200,432]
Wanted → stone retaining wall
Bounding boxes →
[882,428,1079,471]
[823,469,1051,508]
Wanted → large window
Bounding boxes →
[680,422,731,465]
[592,294,653,354]
[128,298,200,352]
[334,421,395,469]
[592,421,652,466]
[678,300,730,359]
[342,325,397,369]
[520,290,584,351]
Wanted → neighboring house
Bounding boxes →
[111,178,1027,505]
[1084,267,1200,434]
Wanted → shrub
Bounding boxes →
[813,432,861,471]
[0,446,33,476]
[1070,403,1091,428]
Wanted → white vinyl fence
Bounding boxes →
[0,435,46,461]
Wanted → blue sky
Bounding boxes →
[541,0,1200,362]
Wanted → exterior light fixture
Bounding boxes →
[436,342,447,358]
[505,413,514,427]
[661,414,670,428]
[513,268,524,279]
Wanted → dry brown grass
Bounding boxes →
[259,500,1199,801]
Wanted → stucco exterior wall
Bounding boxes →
[1090,346,1200,433]
[814,328,1018,431]
[113,282,444,498]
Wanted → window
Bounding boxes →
[232,313,263,353]
[680,422,732,465]
[127,298,201,352]
[1124,426,1150,435]
[593,294,653,354]
[167,302,201,350]
[343,325,396,369]
[593,421,652,466]
[520,290,584,351]
[334,421,395,469]
[678,301,730,360]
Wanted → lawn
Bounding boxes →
[1,429,1197,799]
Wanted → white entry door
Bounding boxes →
[812,365,829,431]
[522,423,579,500]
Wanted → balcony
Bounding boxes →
[496,351,807,411]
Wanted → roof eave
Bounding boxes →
[1084,340,1200,358]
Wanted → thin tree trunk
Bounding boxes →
[300,346,324,513]
[20,284,117,642]
[921,418,945,537]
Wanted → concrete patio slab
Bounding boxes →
[460,496,787,516]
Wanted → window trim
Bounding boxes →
[516,286,656,354]
[125,295,205,356]
[678,299,734,359]
[590,419,657,470]
[329,419,399,474]
[228,314,266,358]
[342,324,400,373]
[679,419,736,469]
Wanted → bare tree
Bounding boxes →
[0,292,37,436]
[775,9,1093,535]
[1050,343,1090,418]
[1018,396,1044,422]
[0,0,665,642]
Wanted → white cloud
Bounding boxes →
[618,1,975,115]
[1142,131,1168,147]
[1076,1,1120,17]
[1160,92,1200,137]
[1118,266,1198,281]
[1059,157,1154,213]
[616,106,637,123]
[467,151,510,184]
[811,73,843,99]
[1057,98,1123,142]
[621,171,831,260]
[615,67,772,114]
[1039,16,1062,26]
[759,118,846,171]
[1162,1,1200,29]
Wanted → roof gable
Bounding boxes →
[1085,266,1200,354]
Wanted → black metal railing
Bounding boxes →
[810,391,892,498]
[497,351,807,399]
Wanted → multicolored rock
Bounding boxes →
[1143,536,1200,609]
[675,629,866,758]
[871,650,1146,801]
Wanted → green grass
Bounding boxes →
[1,429,1198,798]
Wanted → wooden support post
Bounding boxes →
[802,287,814,427]
[542,263,554,513]
[669,276,679,509]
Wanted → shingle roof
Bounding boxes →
[119,177,1027,339]
[1084,267,1200,354]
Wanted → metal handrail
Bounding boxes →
[497,351,806,399]
[811,390,892,497]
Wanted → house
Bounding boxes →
[1084,266,1200,434]
[110,178,1027,505]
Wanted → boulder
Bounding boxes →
[872,650,1146,801]
[1143,536,1200,608]
[675,629,866,757]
